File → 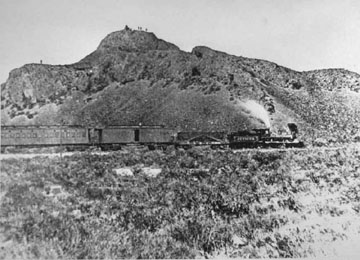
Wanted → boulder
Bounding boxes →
[141,167,162,177]
[113,167,134,176]
[314,138,328,147]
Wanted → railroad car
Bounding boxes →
[93,125,176,150]
[1,125,89,149]
[175,131,227,149]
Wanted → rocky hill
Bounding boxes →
[2,26,360,144]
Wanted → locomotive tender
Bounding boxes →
[0,123,304,151]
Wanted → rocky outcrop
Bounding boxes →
[97,29,180,52]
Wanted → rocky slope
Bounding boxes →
[1,26,360,143]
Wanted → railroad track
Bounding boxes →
[0,151,111,160]
[232,144,360,153]
[1,143,359,160]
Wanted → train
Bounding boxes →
[0,123,304,151]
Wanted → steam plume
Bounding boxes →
[240,100,271,128]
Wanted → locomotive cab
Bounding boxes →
[287,123,299,140]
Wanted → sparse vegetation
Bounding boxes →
[1,146,359,258]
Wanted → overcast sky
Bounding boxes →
[1,0,360,83]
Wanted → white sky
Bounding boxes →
[1,0,360,83]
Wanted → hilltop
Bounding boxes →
[1,26,360,144]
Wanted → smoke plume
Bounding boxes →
[240,100,271,128]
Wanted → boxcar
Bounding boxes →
[97,125,175,147]
[1,125,89,147]
[98,126,136,144]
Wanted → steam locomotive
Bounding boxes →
[0,123,304,151]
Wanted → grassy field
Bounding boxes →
[1,146,360,259]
